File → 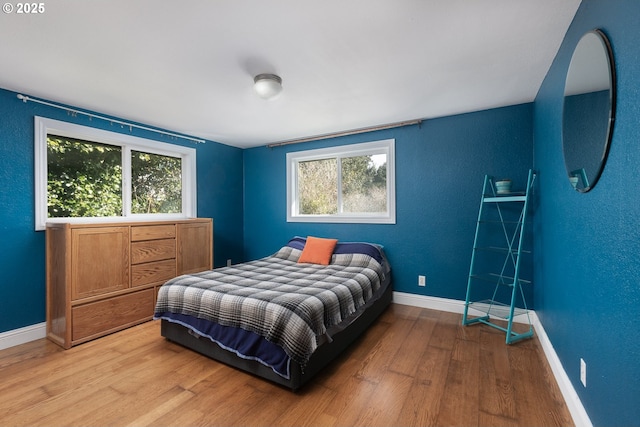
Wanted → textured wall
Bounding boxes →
[533,0,640,425]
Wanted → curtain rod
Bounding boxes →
[16,94,206,144]
[267,119,423,148]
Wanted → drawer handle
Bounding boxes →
[187,328,202,339]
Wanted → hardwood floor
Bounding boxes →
[0,304,573,427]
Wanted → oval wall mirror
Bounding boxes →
[562,29,616,192]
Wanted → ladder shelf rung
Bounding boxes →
[478,219,524,225]
[483,195,527,203]
[469,273,531,285]
[473,246,531,254]
[466,299,529,319]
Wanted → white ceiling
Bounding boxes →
[0,0,581,148]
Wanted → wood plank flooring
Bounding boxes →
[0,304,573,426]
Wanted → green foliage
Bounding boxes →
[299,158,337,214]
[47,136,122,217]
[341,156,387,213]
[131,151,182,214]
[297,154,387,215]
[47,136,183,219]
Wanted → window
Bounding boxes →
[287,139,395,223]
[35,117,196,230]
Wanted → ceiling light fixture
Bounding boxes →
[253,73,282,99]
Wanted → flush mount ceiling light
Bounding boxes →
[253,73,282,99]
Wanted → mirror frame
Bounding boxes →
[562,29,616,193]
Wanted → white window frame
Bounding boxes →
[34,116,197,231]
[286,139,396,224]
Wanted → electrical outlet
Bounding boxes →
[580,358,587,387]
[418,275,426,287]
[226,259,232,267]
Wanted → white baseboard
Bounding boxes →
[392,291,530,324]
[532,314,592,427]
[392,291,592,427]
[0,322,46,351]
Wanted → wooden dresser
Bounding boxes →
[46,218,213,349]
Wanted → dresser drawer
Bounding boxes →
[131,259,176,287]
[131,238,176,264]
[72,289,154,342]
[131,224,176,241]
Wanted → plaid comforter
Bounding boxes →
[154,246,386,366]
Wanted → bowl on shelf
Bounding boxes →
[495,179,512,194]
[569,175,579,188]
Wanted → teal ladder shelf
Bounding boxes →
[462,169,536,344]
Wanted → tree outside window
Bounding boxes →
[131,151,182,214]
[47,136,183,218]
[47,136,123,218]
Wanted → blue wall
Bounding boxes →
[243,104,533,302]
[0,87,244,334]
[534,1,640,426]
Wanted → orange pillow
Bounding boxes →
[297,236,338,265]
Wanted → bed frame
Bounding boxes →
[160,281,393,391]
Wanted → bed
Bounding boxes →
[154,236,392,391]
